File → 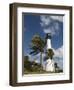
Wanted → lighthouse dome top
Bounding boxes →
[46,33,52,39]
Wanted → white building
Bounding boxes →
[45,58,55,72]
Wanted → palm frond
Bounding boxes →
[29,50,39,55]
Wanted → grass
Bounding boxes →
[24,69,63,74]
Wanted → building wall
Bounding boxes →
[47,39,52,49]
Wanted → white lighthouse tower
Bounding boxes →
[45,33,55,72]
[46,33,52,50]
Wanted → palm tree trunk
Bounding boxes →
[40,52,43,70]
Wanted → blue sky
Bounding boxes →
[23,13,63,69]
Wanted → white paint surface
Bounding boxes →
[45,59,55,72]
[47,39,52,49]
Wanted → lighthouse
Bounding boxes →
[46,33,52,50]
[45,33,55,72]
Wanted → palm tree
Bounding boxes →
[29,34,45,69]
[47,49,54,59]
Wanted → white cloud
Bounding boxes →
[40,15,51,26]
[44,28,52,34]
[50,16,63,22]
[43,26,58,35]
[53,46,63,69]
[53,46,63,58]
[40,15,63,26]
[40,15,63,35]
